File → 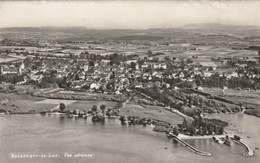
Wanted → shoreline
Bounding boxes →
[0,92,255,155]
[0,92,183,124]
[0,110,255,157]
[0,112,225,139]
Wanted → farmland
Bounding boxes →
[119,103,183,125]
[0,91,184,125]
[0,92,117,113]
[203,87,260,111]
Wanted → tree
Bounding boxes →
[9,84,15,90]
[182,117,196,135]
[182,118,191,130]
[89,60,95,67]
[75,74,80,80]
[195,75,203,86]
[208,126,213,135]
[218,126,224,135]
[202,126,208,135]
[214,126,224,135]
[199,99,203,107]
[100,104,106,115]
[193,116,200,128]
[189,126,197,136]
[187,58,193,64]
[91,105,97,113]
[173,126,179,136]
[208,66,214,71]
[59,103,66,112]
[147,50,152,55]
[188,95,193,107]
[130,62,136,70]
[198,126,203,135]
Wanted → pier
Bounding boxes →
[167,133,212,156]
[231,137,254,157]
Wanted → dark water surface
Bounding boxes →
[0,114,259,163]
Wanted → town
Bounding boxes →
[0,27,259,157]
[1,0,260,162]
[0,27,259,116]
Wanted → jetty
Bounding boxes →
[167,133,212,156]
[231,137,254,157]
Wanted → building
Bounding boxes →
[0,63,24,75]
[83,64,89,71]
[199,62,217,71]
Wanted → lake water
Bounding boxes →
[0,114,259,163]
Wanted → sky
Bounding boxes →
[0,1,259,29]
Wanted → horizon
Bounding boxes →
[1,23,260,30]
[0,1,259,29]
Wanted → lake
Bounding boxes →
[0,113,259,163]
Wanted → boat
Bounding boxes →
[213,136,224,144]
[52,112,66,115]
[67,114,73,118]
[224,139,231,146]
[223,136,231,146]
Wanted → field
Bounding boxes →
[35,99,76,105]
[226,96,260,110]
[145,45,258,62]
[0,93,56,113]
[56,90,106,98]
[202,87,260,111]
[0,55,22,63]
[66,100,117,111]
[180,46,258,59]
[203,87,260,98]
[0,51,27,63]
[0,92,183,125]
[0,58,18,63]
[0,92,117,113]
[119,103,183,125]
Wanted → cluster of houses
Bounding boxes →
[0,61,25,76]
[0,42,259,93]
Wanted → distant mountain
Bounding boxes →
[0,27,188,41]
[180,23,260,38]
[181,23,260,31]
[109,35,164,41]
[0,24,259,40]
